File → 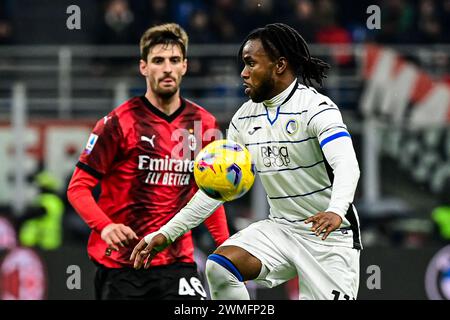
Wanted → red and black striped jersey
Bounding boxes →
[76,96,226,267]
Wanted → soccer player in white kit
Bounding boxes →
[131,23,362,300]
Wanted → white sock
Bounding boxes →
[205,259,250,300]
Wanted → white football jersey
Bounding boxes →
[227,79,362,249]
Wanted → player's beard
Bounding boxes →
[154,79,179,99]
[249,70,275,103]
[157,86,178,99]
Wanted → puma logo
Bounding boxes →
[103,116,111,124]
[141,135,156,148]
[248,126,262,135]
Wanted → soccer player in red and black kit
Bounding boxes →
[67,23,229,300]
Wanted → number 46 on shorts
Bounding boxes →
[178,277,207,299]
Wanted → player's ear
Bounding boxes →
[181,58,187,76]
[139,59,148,77]
[275,57,288,75]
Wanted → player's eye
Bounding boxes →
[245,60,255,67]
[171,57,181,64]
[153,58,164,64]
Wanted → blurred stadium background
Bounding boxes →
[1,0,450,300]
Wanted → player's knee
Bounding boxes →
[206,259,227,289]
[206,254,244,288]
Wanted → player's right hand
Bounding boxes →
[101,223,139,251]
[130,232,169,269]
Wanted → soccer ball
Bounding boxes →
[194,139,255,201]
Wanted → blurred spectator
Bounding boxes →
[432,205,450,241]
[214,17,239,43]
[417,0,442,44]
[186,9,213,43]
[0,19,12,44]
[314,0,353,67]
[443,0,450,43]
[288,0,317,43]
[432,185,450,242]
[376,0,415,44]
[239,0,273,39]
[94,0,138,75]
[335,0,376,43]
[97,0,138,44]
[210,0,240,43]
[18,171,64,251]
[184,9,213,97]
[172,0,206,28]
[2,0,450,45]
[0,0,13,44]
[135,0,172,33]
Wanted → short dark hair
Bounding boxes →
[140,23,189,60]
[238,23,330,87]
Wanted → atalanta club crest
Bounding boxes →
[285,119,298,135]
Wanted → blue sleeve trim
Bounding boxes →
[208,254,244,282]
[320,131,351,148]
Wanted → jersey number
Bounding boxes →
[331,289,355,300]
[178,277,207,298]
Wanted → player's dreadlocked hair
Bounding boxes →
[238,23,330,87]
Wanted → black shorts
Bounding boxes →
[94,262,207,300]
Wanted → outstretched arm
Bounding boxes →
[130,189,223,269]
[203,205,230,246]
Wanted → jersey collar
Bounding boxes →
[262,78,298,108]
[140,96,186,123]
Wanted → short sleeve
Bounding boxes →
[77,113,123,179]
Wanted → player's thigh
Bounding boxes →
[213,245,262,280]
[94,266,109,300]
[94,267,133,300]
[318,245,360,300]
[163,265,208,300]
[216,220,297,286]
[95,264,208,300]
[292,239,360,300]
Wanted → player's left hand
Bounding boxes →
[130,232,169,269]
[305,211,342,240]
